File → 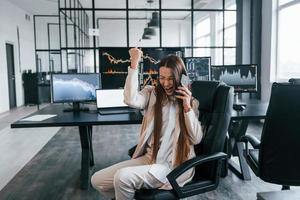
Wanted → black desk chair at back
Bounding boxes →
[289,78,300,84]
[241,82,300,190]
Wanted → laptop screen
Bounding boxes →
[96,89,128,108]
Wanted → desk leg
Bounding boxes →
[88,126,94,167]
[79,125,93,189]
[228,120,251,180]
[228,142,251,180]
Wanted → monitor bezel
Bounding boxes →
[51,73,101,103]
[210,64,258,93]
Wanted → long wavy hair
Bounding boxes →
[151,55,191,167]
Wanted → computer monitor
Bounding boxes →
[51,73,101,111]
[211,64,258,93]
[184,57,211,81]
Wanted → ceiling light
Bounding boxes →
[148,12,159,28]
[142,33,151,40]
[143,27,156,36]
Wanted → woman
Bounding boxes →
[91,48,203,200]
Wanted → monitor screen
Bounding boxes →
[100,47,131,89]
[142,48,183,87]
[211,64,258,93]
[96,89,127,108]
[51,73,100,103]
[142,48,183,72]
[184,57,211,81]
[99,47,184,89]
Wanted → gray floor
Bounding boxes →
[0,105,299,200]
[0,105,60,191]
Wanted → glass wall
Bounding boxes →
[37,0,239,73]
[59,1,92,72]
[193,0,237,65]
[57,0,237,69]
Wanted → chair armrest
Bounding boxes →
[128,145,137,158]
[166,152,227,198]
[240,135,260,176]
[240,135,260,156]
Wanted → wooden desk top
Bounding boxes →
[231,103,268,120]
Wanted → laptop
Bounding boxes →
[96,89,138,115]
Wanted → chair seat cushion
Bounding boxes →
[182,179,214,191]
[134,179,214,200]
[134,188,178,200]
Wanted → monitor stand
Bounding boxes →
[63,102,90,112]
[233,93,247,111]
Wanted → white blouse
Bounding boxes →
[145,99,177,183]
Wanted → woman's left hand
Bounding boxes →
[175,86,192,112]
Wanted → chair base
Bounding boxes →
[282,185,290,190]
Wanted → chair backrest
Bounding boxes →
[191,81,233,179]
[288,78,300,84]
[259,83,300,186]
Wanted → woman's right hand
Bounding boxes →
[129,48,143,69]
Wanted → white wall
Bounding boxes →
[261,0,277,102]
[0,0,35,113]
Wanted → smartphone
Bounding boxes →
[181,75,191,88]
[175,75,191,96]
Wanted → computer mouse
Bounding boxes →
[233,104,246,111]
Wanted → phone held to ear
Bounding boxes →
[175,75,191,96]
[181,75,191,88]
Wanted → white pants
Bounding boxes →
[91,155,164,200]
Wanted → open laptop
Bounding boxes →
[96,89,138,115]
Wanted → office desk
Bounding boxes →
[257,190,300,200]
[11,104,143,189]
[228,103,268,180]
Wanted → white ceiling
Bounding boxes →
[7,0,221,17]
[7,0,191,15]
[8,0,59,15]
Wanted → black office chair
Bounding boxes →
[241,82,300,190]
[128,81,233,200]
[288,78,300,84]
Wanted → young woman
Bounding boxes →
[91,48,203,200]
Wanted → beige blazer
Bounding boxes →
[124,67,203,189]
